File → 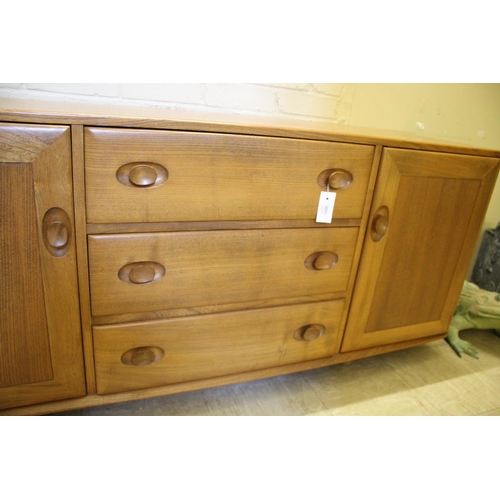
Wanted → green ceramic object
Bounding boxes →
[446,281,500,359]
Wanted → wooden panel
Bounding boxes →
[86,218,362,234]
[84,128,374,223]
[365,175,479,332]
[2,99,500,159]
[0,123,86,410]
[0,163,53,387]
[94,300,345,395]
[91,292,346,326]
[88,227,358,316]
[71,125,97,394]
[341,148,500,352]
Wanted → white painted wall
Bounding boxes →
[0,83,355,124]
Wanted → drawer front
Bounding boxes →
[85,127,374,223]
[94,299,345,395]
[88,227,358,316]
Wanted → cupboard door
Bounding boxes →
[0,123,86,410]
[342,148,499,352]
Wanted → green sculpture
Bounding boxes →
[446,281,500,358]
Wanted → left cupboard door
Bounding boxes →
[0,123,86,411]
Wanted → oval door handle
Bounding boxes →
[121,346,165,366]
[294,324,326,341]
[42,207,72,257]
[47,221,69,248]
[116,162,169,188]
[373,215,389,236]
[304,252,338,271]
[371,206,390,242]
[118,261,165,284]
[317,169,353,190]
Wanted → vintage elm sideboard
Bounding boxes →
[1,99,499,415]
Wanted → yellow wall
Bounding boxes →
[349,84,500,150]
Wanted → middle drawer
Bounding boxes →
[88,227,358,317]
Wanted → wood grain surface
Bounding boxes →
[342,148,500,351]
[0,161,53,387]
[0,123,86,410]
[88,227,358,316]
[93,300,345,394]
[84,127,374,223]
[1,100,499,415]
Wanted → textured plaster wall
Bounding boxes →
[350,84,500,150]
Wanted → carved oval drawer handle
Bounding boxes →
[121,346,165,366]
[304,251,338,271]
[294,324,326,341]
[42,207,72,257]
[129,164,158,187]
[116,162,169,188]
[118,261,166,284]
[371,206,390,242]
[317,169,353,191]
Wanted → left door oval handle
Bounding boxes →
[371,206,390,242]
[42,207,72,257]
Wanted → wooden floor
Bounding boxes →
[51,329,500,416]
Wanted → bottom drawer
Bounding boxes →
[94,300,345,395]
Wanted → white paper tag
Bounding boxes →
[316,191,336,223]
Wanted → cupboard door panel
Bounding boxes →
[0,162,53,387]
[342,148,499,351]
[0,124,86,410]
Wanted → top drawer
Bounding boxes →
[85,128,374,223]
